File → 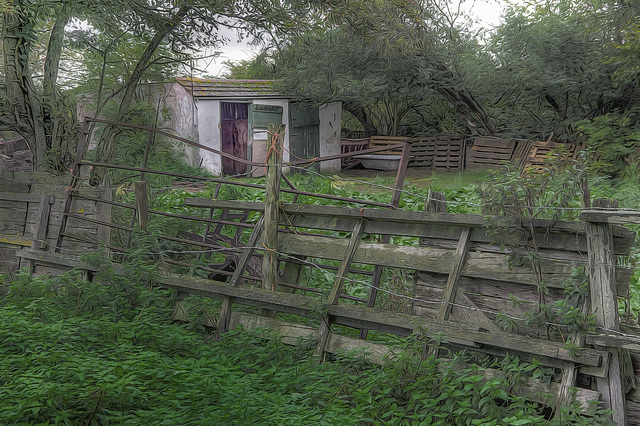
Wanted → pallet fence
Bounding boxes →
[341,135,583,172]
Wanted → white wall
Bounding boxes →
[195,99,222,175]
[162,82,199,167]
[319,101,342,173]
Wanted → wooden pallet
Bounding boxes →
[433,136,464,171]
[368,136,410,155]
[466,138,516,170]
[408,138,436,168]
[525,141,578,169]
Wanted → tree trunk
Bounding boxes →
[344,103,378,135]
[1,6,47,169]
[42,9,76,172]
[432,64,496,135]
[97,5,191,164]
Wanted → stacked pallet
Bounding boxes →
[368,136,410,154]
[408,138,436,168]
[433,136,464,170]
[465,137,516,170]
[524,140,580,169]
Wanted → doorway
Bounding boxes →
[220,102,248,175]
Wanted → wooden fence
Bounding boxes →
[0,172,106,277]
[7,120,640,423]
[341,135,583,172]
[15,188,640,423]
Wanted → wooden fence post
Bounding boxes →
[134,181,149,231]
[358,142,412,339]
[412,190,447,316]
[262,123,285,292]
[586,198,627,424]
[314,219,365,360]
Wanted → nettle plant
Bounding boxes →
[479,155,594,341]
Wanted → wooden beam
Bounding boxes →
[438,227,471,320]
[586,332,640,351]
[328,220,365,304]
[316,219,365,357]
[0,235,32,247]
[581,210,640,225]
[228,310,600,412]
[278,233,583,288]
[185,198,635,255]
[230,215,264,287]
[15,247,611,371]
[263,123,285,292]
[586,199,626,424]
[0,192,48,203]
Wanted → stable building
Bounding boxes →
[163,77,342,176]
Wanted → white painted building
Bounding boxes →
[163,77,342,176]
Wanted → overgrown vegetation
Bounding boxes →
[0,248,615,424]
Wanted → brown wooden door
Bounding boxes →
[221,102,248,175]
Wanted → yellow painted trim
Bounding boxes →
[0,235,32,247]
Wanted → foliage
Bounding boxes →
[260,0,493,136]
[0,255,613,424]
[0,0,321,172]
[480,156,591,339]
[577,111,640,177]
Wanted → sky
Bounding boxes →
[202,0,508,77]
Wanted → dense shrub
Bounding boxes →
[0,249,614,425]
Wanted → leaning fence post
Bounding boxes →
[262,123,285,292]
[586,198,627,424]
[134,181,149,231]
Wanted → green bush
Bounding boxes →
[0,250,614,425]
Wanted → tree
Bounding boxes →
[483,1,640,139]
[0,0,319,172]
[245,0,495,136]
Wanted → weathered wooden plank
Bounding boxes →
[587,199,626,424]
[0,221,26,235]
[0,192,44,203]
[327,303,605,367]
[581,210,640,225]
[263,123,285,293]
[328,220,365,304]
[586,333,640,351]
[316,219,365,357]
[450,289,503,334]
[230,215,264,287]
[0,234,32,247]
[185,199,634,253]
[33,264,73,277]
[15,249,609,369]
[278,233,583,288]
[481,368,600,411]
[31,195,53,250]
[438,227,471,320]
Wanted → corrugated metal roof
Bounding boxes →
[175,77,288,99]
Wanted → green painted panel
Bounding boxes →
[290,105,320,127]
[251,104,283,129]
[290,103,320,170]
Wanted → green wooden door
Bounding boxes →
[289,103,320,170]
